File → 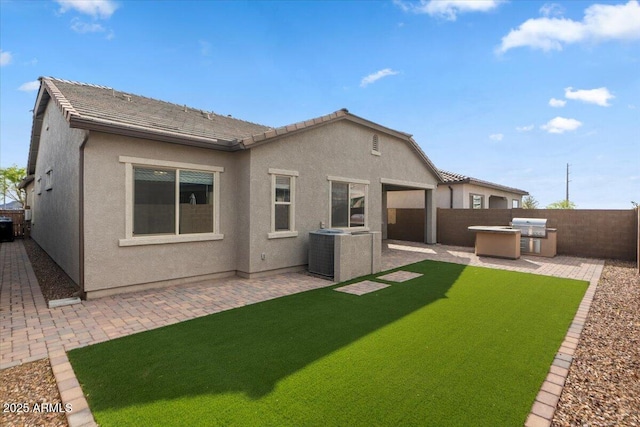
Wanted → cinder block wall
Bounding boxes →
[436,209,512,247]
[387,208,425,242]
[436,208,638,261]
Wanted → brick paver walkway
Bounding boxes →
[1,239,604,427]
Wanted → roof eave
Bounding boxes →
[68,116,240,151]
[452,178,528,195]
[25,79,51,175]
[18,174,35,190]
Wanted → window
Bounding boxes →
[134,167,214,235]
[470,194,484,209]
[268,169,298,239]
[45,168,53,191]
[119,156,223,246]
[329,177,368,229]
[512,199,520,208]
[36,176,42,195]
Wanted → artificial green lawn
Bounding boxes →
[68,260,588,426]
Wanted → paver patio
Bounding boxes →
[0,239,604,427]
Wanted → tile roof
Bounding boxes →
[439,169,528,195]
[27,77,443,181]
[41,77,271,147]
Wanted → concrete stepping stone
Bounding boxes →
[334,280,390,296]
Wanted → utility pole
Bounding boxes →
[565,163,570,203]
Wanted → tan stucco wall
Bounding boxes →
[47,116,439,294]
[334,231,381,282]
[82,133,241,293]
[30,102,84,284]
[387,190,424,209]
[243,119,439,275]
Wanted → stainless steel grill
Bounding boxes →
[511,218,547,238]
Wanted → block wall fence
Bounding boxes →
[434,208,638,261]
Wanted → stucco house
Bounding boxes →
[21,77,442,298]
[435,170,528,209]
[385,170,527,242]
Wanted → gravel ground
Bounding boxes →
[552,260,640,427]
[22,238,81,302]
[0,359,68,427]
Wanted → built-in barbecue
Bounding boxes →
[468,217,557,259]
[510,218,557,257]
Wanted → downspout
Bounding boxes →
[79,131,89,299]
[449,186,454,209]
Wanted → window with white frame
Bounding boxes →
[268,169,298,238]
[329,177,368,229]
[512,199,520,208]
[119,156,223,246]
[134,167,215,235]
[470,194,484,209]
[36,176,42,195]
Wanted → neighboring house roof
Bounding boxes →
[439,169,528,195]
[26,77,443,181]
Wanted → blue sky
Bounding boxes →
[1,0,638,208]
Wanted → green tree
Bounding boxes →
[0,165,27,207]
[546,199,576,209]
[521,195,539,209]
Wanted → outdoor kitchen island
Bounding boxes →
[468,226,521,259]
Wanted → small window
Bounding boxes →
[512,199,520,208]
[269,169,298,238]
[330,179,367,228]
[470,194,484,209]
[45,168,53,191]
[36,176,42,195]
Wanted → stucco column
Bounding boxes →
[381,188,388,240]
[425,189,437,244]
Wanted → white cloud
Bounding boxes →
[56,0,119,19]
[497,0,640,53]
[489,133,504,141]
[394,0,503,21]
[539,3,564,18]
[0,50,12,66]
[71,18,105,34]
[18,81,40,92]
[541,117,583,134]
[516,124,534,132]
[549,98,566,107]
[564,86,614,107]
[360,68,399,88]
